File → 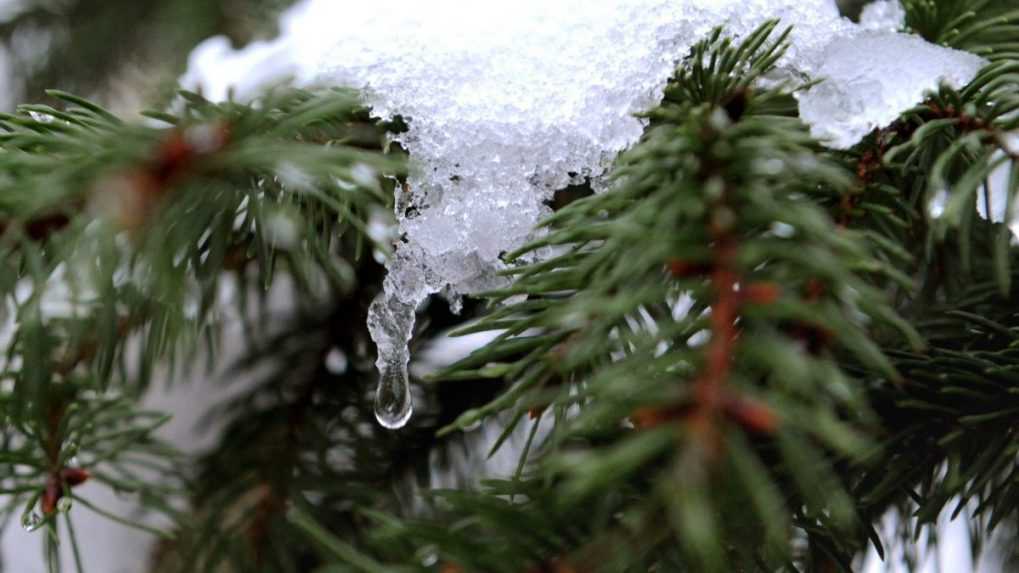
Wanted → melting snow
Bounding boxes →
[181,0,987,427]
[797,32,985,149]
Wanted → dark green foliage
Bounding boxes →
[311,23,922,572]
[902,0,1019,61]
[831,22,1019,565]
[1,2,1019,573]
[0,87,401,389]
[0,87,404,571]
[148,257,511,572]
[879,63,1019,292]
[287,13,1019,573]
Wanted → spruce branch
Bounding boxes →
[0,86,404,562]
[875,64,1019,294]
[150,255,504,572]
[330,23,924,572]
[2,3,1019,572]
[803,5,1019,564]
[902,0,1019,61]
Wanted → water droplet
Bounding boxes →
[374,364,413,429]
[325,348,348,374]
[28,111,54,124]
[367,295,417,430]
[57,497,72,513]
[21,511,42,532]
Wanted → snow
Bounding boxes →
[180,36,295,103]
[179,0,988,427]
[859,0,906,33]
[797,32,985,149]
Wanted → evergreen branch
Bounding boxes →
[355,24,919,572]
[876,61,1019,294]
[0,86,404,559]
[903,0,1019,60]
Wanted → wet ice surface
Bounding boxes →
[181,0,987,427]
[366,295,415,428]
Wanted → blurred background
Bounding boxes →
[0,0,1004,572]
[0,0,290,113]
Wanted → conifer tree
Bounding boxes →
[1,1,1019,572]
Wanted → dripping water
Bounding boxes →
[367,294,416,429]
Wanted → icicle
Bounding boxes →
[367,294,416,429]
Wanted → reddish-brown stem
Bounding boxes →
[40,400,90,514]
[695,236,738,412]
[687,223,741,455]
[637,205,781,442]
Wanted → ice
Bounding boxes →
[797,33,985,149]
[859,0,906,33]
[366,295,415,429]
[181,0,990,427]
